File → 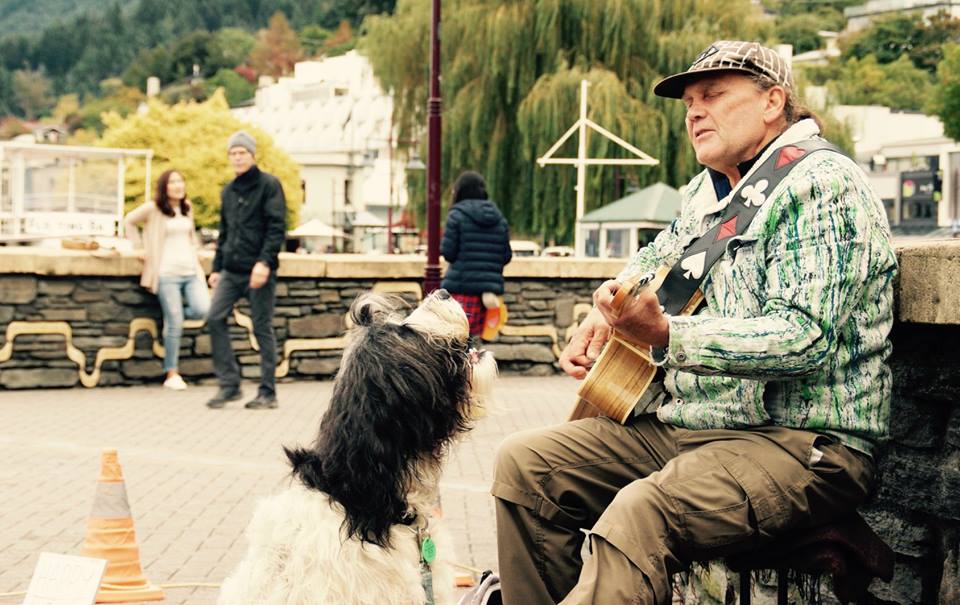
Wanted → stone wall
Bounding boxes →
[1,242,959,603]
[0,249,623,389]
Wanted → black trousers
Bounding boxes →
[207,269,277,396]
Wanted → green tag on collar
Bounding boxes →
[421,536,437,564]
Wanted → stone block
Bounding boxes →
[241,365,261,379]
[275,282,289,297]
[104,322,133,336]
[0,306,14,323]
[87,302,133,322]
[289,289,321,298]
[104,280,134,290]
[288,314,343,338]
[194,335,212,355]
[121,359,164,379]
[519,363,557,377]
[113,289,152,305]
[296,357,341,375]
[888,394,951,448]
[942,452,960,520]
[521,289,556,300]
[238,354,262,364]
[941,532,960,604]
[319,290,340,303]
[73,288,109,303]
[528,299,548,310]
[896,242,960,324]
[554,298,575,325]
[861,509,932,558]
[485,343,556,363]
[0,368,77,389]
[520,309,555,319]
[948,409,960,449]
[38,280,75,296]
[179,358,214,376]
[38,308,87,321]
[272,306,303,317]
[868,561,923,604]
[1,277,37,304]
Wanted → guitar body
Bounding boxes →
[569,266,701,424]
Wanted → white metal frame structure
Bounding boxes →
[0,143,152,242]
[537,80,659,256]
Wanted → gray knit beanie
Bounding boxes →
[227,130,256,156]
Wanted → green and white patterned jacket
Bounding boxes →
[618,120,897,455]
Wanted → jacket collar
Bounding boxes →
[686,119,821,225]
[231,165,261,192]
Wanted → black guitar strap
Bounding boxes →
[656,139,843,315]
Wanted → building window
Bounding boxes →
[605,228,629,258]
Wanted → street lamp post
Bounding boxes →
[423,0,443,295]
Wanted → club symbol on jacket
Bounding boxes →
[740,179,769,208]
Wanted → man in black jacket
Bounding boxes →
[206,131,286,410]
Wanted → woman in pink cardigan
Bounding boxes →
[124,170,210,390]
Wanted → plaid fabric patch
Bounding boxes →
[451,293,485,336]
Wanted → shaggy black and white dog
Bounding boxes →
[219,289,497,605]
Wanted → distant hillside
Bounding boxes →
[0,0,136,39]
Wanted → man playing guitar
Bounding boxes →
[492,41,897,605]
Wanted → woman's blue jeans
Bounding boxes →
[157,274,210,372]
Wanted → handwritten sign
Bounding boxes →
[23,552,107,605]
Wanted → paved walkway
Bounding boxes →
[0,375,579,604]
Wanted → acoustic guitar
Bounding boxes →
[568,266,702,424]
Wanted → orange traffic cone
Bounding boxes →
[80,448,164,603]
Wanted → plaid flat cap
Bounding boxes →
[654,40,794,99]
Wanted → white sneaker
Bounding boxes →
[163,374,188,391]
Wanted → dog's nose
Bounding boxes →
[435,288,450,300]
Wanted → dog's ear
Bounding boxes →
[349,293,403,327]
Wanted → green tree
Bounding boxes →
[74,80,144,133]
[841,10,960,74]
[830,53,931,110]
[299,25,332,57]
[910,10,960,73]
[204,69,257,106]
[363,0,768,244]
[841,13,919,64]
[929,43,960,141]
[775,14,830,54]
[213,28,257,68]
[97,89,302,229]
[12,68,54,120]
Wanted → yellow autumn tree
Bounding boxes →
[97,89,302,229]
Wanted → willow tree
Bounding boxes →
[363,0,769,244]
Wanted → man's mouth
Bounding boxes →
[693,128,713,141]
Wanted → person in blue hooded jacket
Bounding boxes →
[441,171,512,339]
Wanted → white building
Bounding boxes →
[831,105,960,229]
[233,51,417,253]
[844,0,960,32]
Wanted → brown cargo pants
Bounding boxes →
[492,414,875,605]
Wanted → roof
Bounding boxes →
[579,182,681,224]
[288,218,345,238]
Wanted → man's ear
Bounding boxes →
[762,86,787,126]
